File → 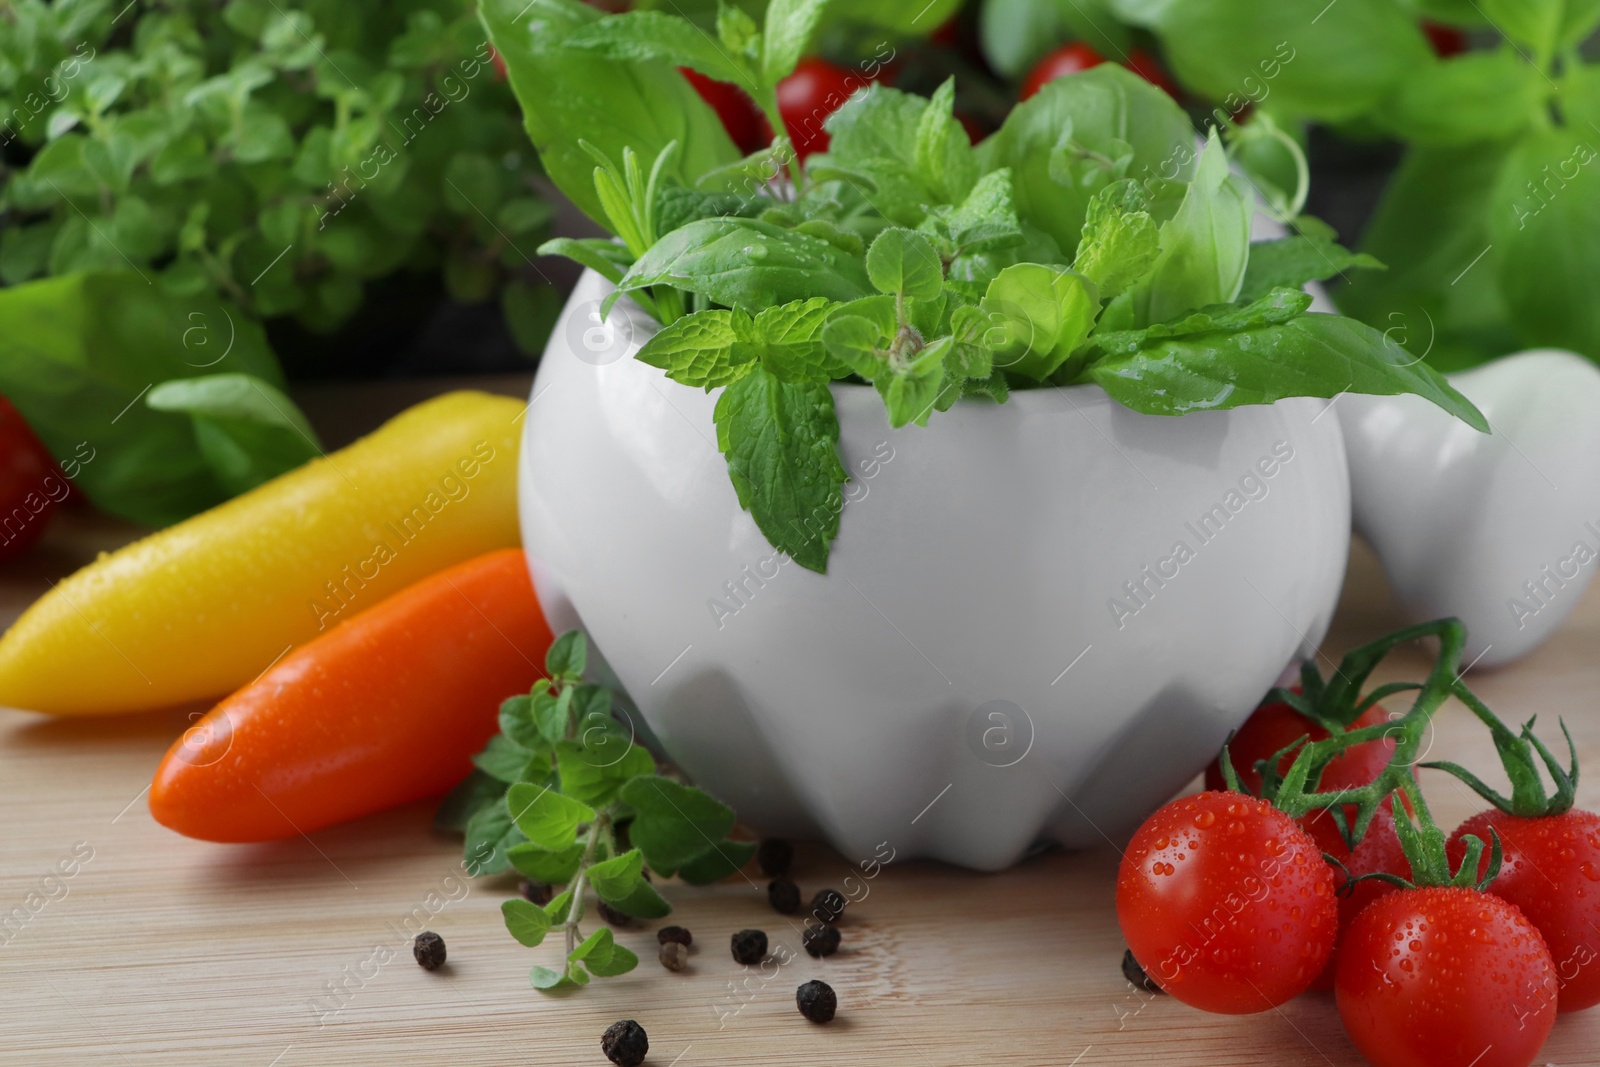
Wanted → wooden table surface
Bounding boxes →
[3,378,1598,1067]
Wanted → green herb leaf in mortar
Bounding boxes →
[484,0,1489,572]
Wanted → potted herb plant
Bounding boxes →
[488,0,1486,868]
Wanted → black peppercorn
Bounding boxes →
[768,878,801,914]
[597,901,633,927]
[809,888,846,924]
[730,928,768,965]
[1121,948,1164,994]
[519,878,552,906]
[601,1019,648,1067]
[659,941,688,971]
[802,922,840,958]
[757,838,793,877]
[796,979,836,1023]
[657,925,693,948]
[412,931,446,971]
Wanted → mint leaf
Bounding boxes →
[637,310,753,390]
[620,776,738,875]
[914,78,979,205]
[982,263,1098,381]
[1238,236,1385,303]
[586,848,646,901]
[677,839,760,885]
[555,738,656,809]
[922,169,1025,257]
[506,784,595,851]
[762,0,831,86]
[818,84,944,225]
[507,841,586,883]
[616,218,874,311]
[717,4,762,61]
[741,298,848,383]
[546,631,586,681]
[866,228,945,301]
[566,11,753,87]
[713,366,847,574]
[1073,179,1161,301]
[1086,312,1489,431]
[502,899,553,947]
[1125,129,1251,327]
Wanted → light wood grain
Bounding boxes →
[3,380,1598,1066]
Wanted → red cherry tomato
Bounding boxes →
[1446,808,1600,1012]
[1116,791,1337,1013]
[930,16,961,47]
[1205,693,1396,798]
[776,57,864,160]
[487,44,506,81]
[0,397,68,562]
[1124,48,1178,97]
[1336,887,1556,1067]
[1301,804,1410,989]
[681,67,773,156]
[1020,42,1105,100]
[1422,20,1469,57]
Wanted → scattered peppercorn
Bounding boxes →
[810,888,846,924]
[657,925,693,948]
[768,878,801,914]
[730,928,768,965]
[796,979,837,1023]
[659,941,688,972]
[757,838,793,876]
[412,931,446,971]
[519,878,552,906]
[802,922,841,958]
[601,1019,649,1067]
[1121,948,1164,994]
[598,901,633,927]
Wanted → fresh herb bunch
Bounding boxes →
[1023,0,1600,368]
[487,0,1487,573]
[0,0,553,334]
[438,631,755,992]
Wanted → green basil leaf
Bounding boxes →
[677,839,759,884]
[1073,178,1160,301]
[978,64,1193,256]
[1488,129,1600,356]
[0,272,287,527]
[865,228,944,301]
[1386,51,1548,146]
[555,738,656,809]
[144,373,321,497]
[566,11,753,87]
[502,899,553,947]
[1093,287,1313,354]
[1124,130,1251,327]
[712,366,847,574]
[978,0,1131,78]
[762,0,831,85]
[844,0,963,32]
[619,776,738,875]
[506,783,596,851]
[479,0,739,228]
[506,841,586,883]
[1478,0,1564,53]
[1120,0,1430,123]
[536,237,630,286]
[1086,312,1490,431]
[636,309,753,390]
[1239,236,1384,303]
[586,848,646,902]
[616,217,873,310]
[982,263,1098,381]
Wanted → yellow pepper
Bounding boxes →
[0,391,524,715]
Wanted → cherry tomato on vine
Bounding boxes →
[1204,694,1396,798]
[681,68,773,156]
[1116,791,1337,1013]
[777,57,863,160]
[1422,21,1469,57]
[1301,804,1410,989]
[1020,43,1105,100]
[1123,48,1178,97]
[0,398,68,563]
[1446,808,1600,1012]
[1336,887,1557,1067]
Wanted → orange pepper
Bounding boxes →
[149,548,551,842]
